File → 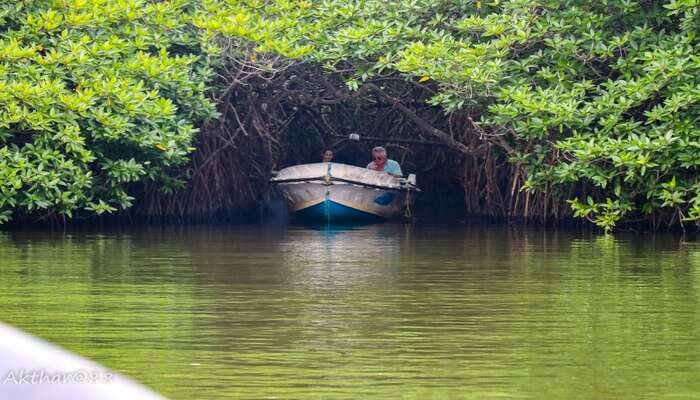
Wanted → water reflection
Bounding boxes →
[0,227,699,399]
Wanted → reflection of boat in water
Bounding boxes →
[278,224,407,290]
[270,163,420,222]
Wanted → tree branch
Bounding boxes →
[361,83,471,154]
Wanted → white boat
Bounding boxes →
[270,163,419,222]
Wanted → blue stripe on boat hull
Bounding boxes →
[294,199,384,223]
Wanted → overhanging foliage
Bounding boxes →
[0,0,216,223]
[1,0,699,231]
[200,0,700,231]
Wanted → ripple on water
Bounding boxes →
[0,226,699,399]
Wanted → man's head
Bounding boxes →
[371,146,387,164]
[322,149,333,162]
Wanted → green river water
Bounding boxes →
[1,225,699,399]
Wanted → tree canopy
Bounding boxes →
[0,0,216,223]
[1,0,699,231]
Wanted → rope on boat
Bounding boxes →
[323,163,333,185]
[404,190,413,218]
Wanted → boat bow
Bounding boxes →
[270,163,418,222]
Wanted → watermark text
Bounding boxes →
[1,369,114,385]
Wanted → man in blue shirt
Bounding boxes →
[366,146,402,177]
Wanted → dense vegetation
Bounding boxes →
[1,0,698,231]
[0,0,217,224]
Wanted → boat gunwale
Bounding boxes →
[270,176,420,192]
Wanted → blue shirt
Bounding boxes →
[367,159,403,177]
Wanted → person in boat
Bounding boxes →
[366,146,402,177]
[321,149,334,163]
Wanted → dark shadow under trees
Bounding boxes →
[134,45,580,226]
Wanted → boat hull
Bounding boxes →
[271,163,417,223]
[295,198,384,222]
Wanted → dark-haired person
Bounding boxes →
[321,149,334,163]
